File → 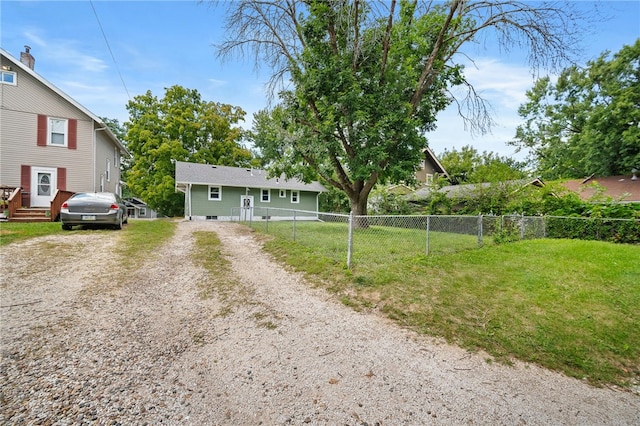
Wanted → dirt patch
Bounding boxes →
[1,221,638,424]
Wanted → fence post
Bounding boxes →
[293,209,297,241]
[265,208,269,232]
[478,214,483,247]
[425,215,430,255]
[347,211,354,268]
[520,214,525,240]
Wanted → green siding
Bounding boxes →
[190,185,319,217]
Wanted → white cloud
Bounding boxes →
[428,58,537,161]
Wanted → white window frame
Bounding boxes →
[1,70,16,85]
[106,159,111,182]
[100,175,105,192]
[208,185,222,201]
[139,207,147,217]
[279,189,286,198]
[291,190,300,204]
[48,117,68,147]
[261,188,270,202]
[114,147,119,167]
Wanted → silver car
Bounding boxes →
[60,192,128,230]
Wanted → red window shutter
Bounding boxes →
[68,119,77,150]
[37,115,47,146]
[21,165,31,192]
[57,168,67,191]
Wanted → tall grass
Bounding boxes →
[256,221,640,387]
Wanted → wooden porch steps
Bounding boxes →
[8,208,52,223]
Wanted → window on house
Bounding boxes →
[209,186,222,200]
[426,174,433,184]
[48,118,68,146]
[261,189,270,202]
[140,208,147,217]
[100,175,104,192]
[291,190,299,203]
[279,189,286,198]
[114,147,119,167]
[106,159,111,182]
[1,70,16,85]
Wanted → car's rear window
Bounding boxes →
[72,193,115,202]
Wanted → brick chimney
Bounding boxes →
[20,45,35,70]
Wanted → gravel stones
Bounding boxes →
[1,221,639,425]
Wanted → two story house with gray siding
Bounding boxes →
[0,46,127,208]
[175,161,326,221]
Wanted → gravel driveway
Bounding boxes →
[1,220,638,425]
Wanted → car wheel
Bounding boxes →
[114,214,123,230]
[62,223,72,231]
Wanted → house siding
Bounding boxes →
[189,185,319,219]
[1,51,123,195]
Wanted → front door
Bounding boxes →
[240,195,253,221]
[30,167,57,207]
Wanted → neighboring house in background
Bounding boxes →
[124,197,163,219]
[407,177,546,212]
[415,147,449,185]
[561,172,640,204]
[174,161,326,221]
[0,46,128,211]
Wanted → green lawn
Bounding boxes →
[255,220,640,387]
[4,219,638,387]
[0,221,65,246]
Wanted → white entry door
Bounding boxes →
[30,167,57,207]
[240,195,253,221]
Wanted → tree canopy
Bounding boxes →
[511,39,640,179]
[438,145,528,184]
[219,0,584,215]
[125,85,253,216]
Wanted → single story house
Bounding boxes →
[561,172,640,204]
[408,178,545,201]
[174,161,326,221]
[124,197,163,219]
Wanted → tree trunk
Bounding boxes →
[350,193,369,229]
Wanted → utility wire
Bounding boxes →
[89,0,131,100]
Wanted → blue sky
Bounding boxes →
[2,1,639,160]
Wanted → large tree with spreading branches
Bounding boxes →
[125,85,253,216]
[511,39,640,179]
[217,0,586,216]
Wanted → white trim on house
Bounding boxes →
[208,185,222,200]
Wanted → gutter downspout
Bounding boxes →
[188,183,192,220]
[95,127,108,192]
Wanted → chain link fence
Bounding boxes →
[230,207,639,268]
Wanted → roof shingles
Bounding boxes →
[175,161,325,192]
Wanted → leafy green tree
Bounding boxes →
[512,39,640,179]
[220,0,584,217]
[439,145,528,184]
[125,85,253,216]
